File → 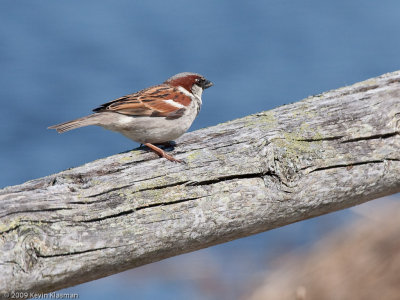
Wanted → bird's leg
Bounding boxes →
[144,143,183,163]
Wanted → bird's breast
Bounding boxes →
[100,97,201,144]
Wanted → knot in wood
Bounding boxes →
[16,225,46,272]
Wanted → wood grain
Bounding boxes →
[1,71,400,294]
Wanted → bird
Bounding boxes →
[48,72,213,163]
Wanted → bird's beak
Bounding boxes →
[203,80,213,89]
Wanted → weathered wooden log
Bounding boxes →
[1,71,399,295]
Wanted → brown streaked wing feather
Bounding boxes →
[140,87,191,116]
[93,84,190,118]
[92,94,143,113]
[107,98,152,115]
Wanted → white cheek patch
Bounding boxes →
[178,86,193,97]
[190,84,203,105]
[164,99,186,108]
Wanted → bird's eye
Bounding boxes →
[196,78,205,84]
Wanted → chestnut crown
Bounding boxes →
[164,72,213,93]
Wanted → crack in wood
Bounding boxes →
[85,174,167,198]
[308,160,385,174]
[187,172,267,186]
[388,78,400,84]
[0,207,73,219]
[0,219,58,234]
[209,140,248,150]
[36,246,118,258]
[87,179,190,199]
[341,132,399,143]
[296,135,344,142]
[80,195,204,223]
[340,84,380,97]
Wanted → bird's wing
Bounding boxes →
[92,85,190,119]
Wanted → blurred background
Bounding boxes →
[1,1,400,299]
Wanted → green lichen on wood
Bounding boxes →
[186,150,202,164]
[273,122,325,165]
[245,111,277,130]
[0,217,21,233]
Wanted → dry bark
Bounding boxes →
[1,71,400,295]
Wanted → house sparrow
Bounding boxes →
[48,72,213,162]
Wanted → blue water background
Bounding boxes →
[1,1,400,299]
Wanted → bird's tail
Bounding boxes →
[48,114,101,133]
